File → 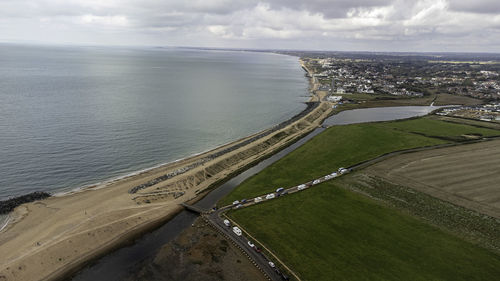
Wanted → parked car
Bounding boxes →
[235,204,243,209]
[312,179,321,185]
[297,184,306,190]
[241,199,247,203]
[330,172,338,177]
[223,219,231,227]
[254,246,262,253]
[232,226,242,236]
[266,193,275,200]
[232,200,240,205]
[276,187,285,193]
[254,196,263,203]
[268,261,275,268]
[247,241,255,248]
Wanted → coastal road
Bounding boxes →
[204,210,286,281]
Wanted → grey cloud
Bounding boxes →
[0,0,499,52]
[449,0,500,14]
[267,0,393,18]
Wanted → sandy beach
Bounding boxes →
[0,61,332,281]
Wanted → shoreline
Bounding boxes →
[0,101,315,207]
[0,58,335,281]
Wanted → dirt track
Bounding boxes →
[365,139,500,219]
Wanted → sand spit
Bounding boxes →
[0,63,332,281]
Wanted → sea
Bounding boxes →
[0,44,308,201]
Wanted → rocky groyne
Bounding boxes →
[0,191,51,214]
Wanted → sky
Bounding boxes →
[0,0,499,52]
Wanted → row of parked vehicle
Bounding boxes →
[223,218,290,280]
[312,167,350,185]
[231,167,351,209]
[232,186,288,207]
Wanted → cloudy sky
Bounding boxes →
[1,0,499,52]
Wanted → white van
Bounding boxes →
[233,226,242,236]
[266,193,275,200]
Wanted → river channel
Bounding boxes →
[72,105,443,280]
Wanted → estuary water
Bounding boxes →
[0,45,308,200]
[323,105,442,126]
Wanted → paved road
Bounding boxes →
[204,210,286,281]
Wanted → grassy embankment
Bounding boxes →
[223,117,500,280]
[220,117,499,205]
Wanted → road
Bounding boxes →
[204,210,287,281]
[200,168,351,281]
[183,166,350,280]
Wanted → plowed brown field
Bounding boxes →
[366,139,500,218]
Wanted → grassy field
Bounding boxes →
[229,182,500,281]
[219,121,445,206]
[429,115,500,130]
[220,117,499,206]
[374,117,500,139]
[350,93,481,108]
[223,116,500,280]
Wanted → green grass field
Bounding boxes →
[219,122,444,206]
[220,117,499,206]
[375,117,500,138]
[230,182,500,281]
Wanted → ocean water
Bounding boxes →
[0,45,308,200]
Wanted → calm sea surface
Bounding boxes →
[0,45,308,200]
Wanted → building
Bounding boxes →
[327,95,343,102]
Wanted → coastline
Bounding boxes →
[0,58,334,281]
[46,104,315,198]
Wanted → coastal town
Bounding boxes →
[295,54,500,101]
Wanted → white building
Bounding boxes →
[327,95,343,102]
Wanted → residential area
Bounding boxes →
[298,55,500,100]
